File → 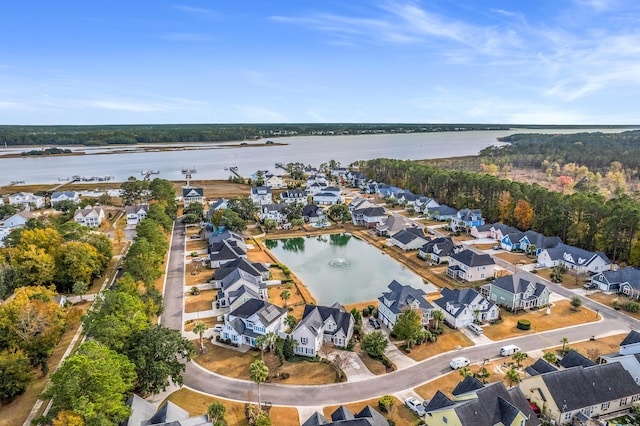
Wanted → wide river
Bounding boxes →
[0,128,633,185]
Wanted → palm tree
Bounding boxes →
[561,337,569,351]
[512,351,528,368]
[431,310,444,330]
[280,289,291,308]
[255,335,269,360]
[264,331,278,353]
[193,322,207,353]
[459,366,471,378]
[543,351,558,364]
[505,366,521,387]
[250,360,269,409]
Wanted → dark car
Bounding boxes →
[369,318,381,329]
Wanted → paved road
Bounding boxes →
[160,217,640,406]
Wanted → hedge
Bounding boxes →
[517,319,531,330]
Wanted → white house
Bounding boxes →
[291,304,355,357]
[50,191,80,208]
[216,268,267,309]
[446,249,496,282]
[0,211,31,247]
[222,298,287,347]
[250,186,273,205]
[377,280,434,328]
[125,204,148,225]
[259,203,288,224]
[312,186,342,205]
[537,243,611,274]
[432,287,499,328]
[74,207,105,228]
[182,187,205,207]
[389,228,430,251]
[9,192,45,209]
[280,189,307,204]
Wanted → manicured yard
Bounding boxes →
[482,299,598,340]
[185,289,216,313]
[185,267,213,286]
[588,292,640,321]
[323,396,418,426]
[397,330,474,362]
[358,350,389,375]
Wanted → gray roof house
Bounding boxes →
[447,249,496,282]
[520,363,640,425]
[591,267,640,297]
[50,191,80,207]
[123,394,209,426]
[377,280,434,328]
[389,227,431,251]
[525,358,558,377]
[351,205,386,228]
[250,186,273,205]
[302,405,387,426]
[216,268,267,309]
[213,257,270,283]
[538,243,611,274]
[302,203,327,223]
[207,229,245,249]
[375,215,414,237]
[259,203,288,224]
[222,298,287,348]
[291,303,355,357]
[558,349,596,369]
[480,272,551,311]
[182,187,205,207]
[433,287,499,328]
[280,189,307,204]
[209,240,247,268]
[426,204,458,221]
[418,237,456,264]
[600,331,640,385]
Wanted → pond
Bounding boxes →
[265,234,438,305]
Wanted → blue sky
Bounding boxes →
[1,0,639,125]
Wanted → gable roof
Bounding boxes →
[600,267,640,289]
[281,189,306,198]
[457,208,482,221]
[51,191,78,199]
[543,243,611,267]
[427,205,458,216]
[420,237,455,256]
[182,187,204,198]
[376,215,413,234]
[302,203,324,218]
[558,349,596,368]
[450,249,495,267]
[452,374,485,396]
[521,230,562,250]
[433,287,495,318]
[228,298,286,326]
[125,204,148,215]
[261,203,287,213]
[379,280,433,314]
[390,227,429,245]
[525,358,558,376]
[353,206,386,217]
[251,186,272,195]
[492,273,548,295]
[215,258,267,280]
[621,330,640,347]
[302,405,386,426]
[297,304,354,338]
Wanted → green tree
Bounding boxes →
[54,241,101,293]
[505,366,521,387]
[561,337,569,352]
[125,325,194,396]
[147,201,173,231]
[392,309,424,343]
[10,245,55,287]
[543,351,558,364]
[207,401,226,426]
[377,395,394,413]
[570,295,582,311]
[227,197,258,221]
[255,412,271,426]
[193,322,207,353]
[43,341,136,425]
[120,177,149,206]
[221,209,246,232]
[361,331,388,358]
[459,366,471,378]
[149,178,177,218]
[262,219,277,233]
[72,281,88,302]
[54,200,77,213]
[282,335,297,361]
[0,348,34,404]
[183,202,205,221]
[328,204,351,222]
[512,351,528,368]
[82,233,113,269]
[291,218,304,229]
[249,360,269,409]
[284,315,297,329]
[280,289,291,308]
[282,202,304,221]
[255,335,269,360]
[431,310,444,330]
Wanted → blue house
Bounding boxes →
[451,208,484,232]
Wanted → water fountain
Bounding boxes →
[328,258,351,268]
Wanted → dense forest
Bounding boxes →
[0,123,624,146]
[357,158,640,265]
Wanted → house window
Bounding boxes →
[306,348,314,355]
[601,402,610,410]
[300,337,308,345]
[442,416,447,424]
[564,412,572,421]
[621,397,628,406]
[632,395,640,402]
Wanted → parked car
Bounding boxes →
[404,397,426,417]
[499,344,521,356]
[369,318,381,329]
[213,324,224,332]
[468,323,484,335]
[583,282,598,290]
[450,356,471,370]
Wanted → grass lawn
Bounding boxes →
[546,333,627,358]
[269,266,288,281]
[275,358,341,385]
[482,299,598,340]
[398,329,474,362]
[185,317,218,332]
[475,243,497,250]
[358,350,389,375]
[268,283,305,310]
[185,289,216,313]
[186,239,208,252]
[324,396,419,426]
[185,267,213,286]
[494,252,534,265]
[588,292,640,321]
[415,371,463,400]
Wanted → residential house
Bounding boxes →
[414,196,439,214]
[377,280,434,329]
[447,249,496,282]
[481,273,551,311]
[213,257,270,285]
[207,229,245,250]
[182,187,205,207]
[302,203,326,223]
[377,185,401,199]
[395,190,420,206]
[520,363,640,425]
[591,267,640,297]
[280,189,307,204]
[375,215,414,237]
[433,287,499,328]
[350,199,386,228]
[123,394,209,426]
[209,240,247,268]
[426,205,458,221]
[525,359,558,377]
[259,203,288,224]
[470,223,496,239]
[558,349,596,369]
[291,304,355,357]
[302,405,387,426]
[50,191,80,208]
[389,227,431,251]
[424,380,539,426]
[312,186,342,205]
[537,243,611,274]
[222,298,287,347]
[216,269,266,310]
[305,181,326,196]
[600,331,640,384]
[250,186,273,205]
[471,222,518,241]
[9,192,45,209]
[74,206,105,227]
[501,231,527,252]
[450,208,484,232]
[209,197,228,211]
[621,330,640,356]
[418,237,456,264]
[0,211,31,247]
[502,230,562,254]
[249,170,285,189]
[125,204,148,225]
[345,171,368,188]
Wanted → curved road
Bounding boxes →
[163,219,640,406]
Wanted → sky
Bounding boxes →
[1,0,640,125]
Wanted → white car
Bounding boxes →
[450,356,471,370]
[213,324,224,332]
[404,397,426,417]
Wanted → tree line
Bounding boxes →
[357,158,640,265]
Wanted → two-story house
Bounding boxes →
[9,192,45,209]
[350,199,386,228]
[481,273,551,311]
[418,237,456,264]
[389,227,431,251]
[426,205,458,222]
[50,191,80,208]
[259,203,288,224]
[125,204,148,225]
[375,215,413,237]
[450,208,484,232]
[216,268,267,310]
[291,304,355,357]
[302,204,326,224]
[182,187,205,207]
[447,249,496,282]
[280,189,307,204]
[312,186,342,205]
[222,298,287,347]
[250,186,273,206]
[433,287,499,328]
[377,280,434,329]
[209,240,247,268]
[538,243,611,274]
[74,206,105,228]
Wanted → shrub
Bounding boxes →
[625,301,640,313]
[378,395,394,413]
[367,305,375,312]
[517,319,531,330]
[362,307,370,317]
[191,286,200,295]
[370,307,378,318]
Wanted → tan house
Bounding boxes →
[447,249,496,282]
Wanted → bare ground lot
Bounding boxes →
[184,289,216,313]
[493,252,535,265]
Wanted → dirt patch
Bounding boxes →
[494,252,534,265]
[588,293,640,320]
[174,180,251,199]
[398,329,474,362]
[324,396,417,425]
[186,239,208,252]
[185,267,213,286]
[185,317,218,332]
[483,299,598,340]
[268,283,305,312]
[185,289,216,313]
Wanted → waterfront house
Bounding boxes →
[389,227,430,251]
[302,203,326,223]
[50,191,80,208]
[312,186,342,205]
[537,243,611,274]
[450,208,484,232]
[590,267,640,297]
[375,215,414,236]
[208,197,228,212]
[291,304,355,357]
[207,229,245,250]
[418,237,457,264]
[124,395,209,426]
[250,186,273,205]
[222,298,287,347]
[125,204,148,225]
[480,273,550,311]
[377,280,434,328]
[9,192,45,209]
[447,249,495,282]
[259,203,288,224]
[73,206,105,228]
[433,287,499,328]
[182,187,205,207]
[305,181,326,196]
[280,189,307,204]
[0,211,31,247]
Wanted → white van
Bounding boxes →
[499,344,521,356]
[468,323,483,335]
[449,357,470,370]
